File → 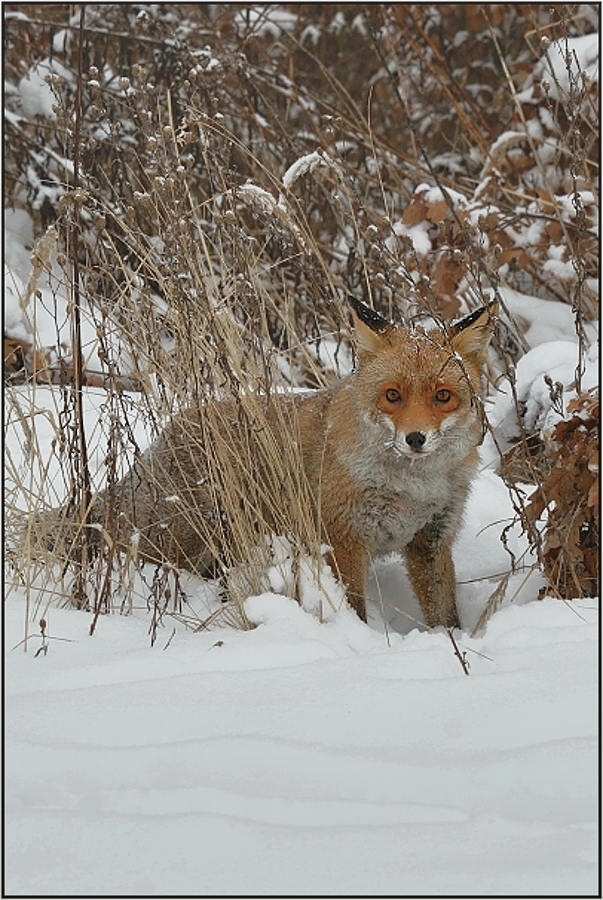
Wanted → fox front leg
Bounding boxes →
[328,539,370,622]
[404,518,460,629]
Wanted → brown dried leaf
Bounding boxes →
[402,199,427,226]
[425,200,449,224]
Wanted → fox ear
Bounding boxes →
[348,297,394,357]
[449,301,498,363]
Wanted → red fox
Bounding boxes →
[44,299,497,628]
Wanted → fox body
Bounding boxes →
[61,300,497,627]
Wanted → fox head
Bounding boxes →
[349,298,498,459]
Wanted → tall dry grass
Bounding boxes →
[4,4,599,638]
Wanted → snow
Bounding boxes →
[482,332,598,466]
[4,208,108,373]
[542,33,599,100]
[16,57,72,119]
[4,589,598,896]
[282,150,326,189]
[499,284,599,350]
[234,6,299,39]
[282,150,345,192]
[392,219,432,256]
[544,254,576,282]
[519,32,600,104]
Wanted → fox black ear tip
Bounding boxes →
[453,301,498,333]
[347,296,369,317]
[348,296,392,334]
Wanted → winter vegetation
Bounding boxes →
[3,4,599,896]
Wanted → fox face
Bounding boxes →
[350,299,497,462]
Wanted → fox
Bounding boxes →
[39,298,497,628]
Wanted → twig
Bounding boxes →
[68,5,93,608]
[162,628,176,651]
[447,628,470,676]
[11,618,75,654]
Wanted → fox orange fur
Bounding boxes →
[50,300,497,628]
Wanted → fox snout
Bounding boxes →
[379,403,466,457]
[385,425,441,457]
[405,430,427,452]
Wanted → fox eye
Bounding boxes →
[434,388,452,404]
[384,387,402,404]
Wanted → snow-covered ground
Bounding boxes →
[4,586,598,896]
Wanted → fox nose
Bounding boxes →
[406,431,426,451]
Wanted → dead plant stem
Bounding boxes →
[69,6,92,608]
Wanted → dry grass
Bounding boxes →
[4,3,599,634]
